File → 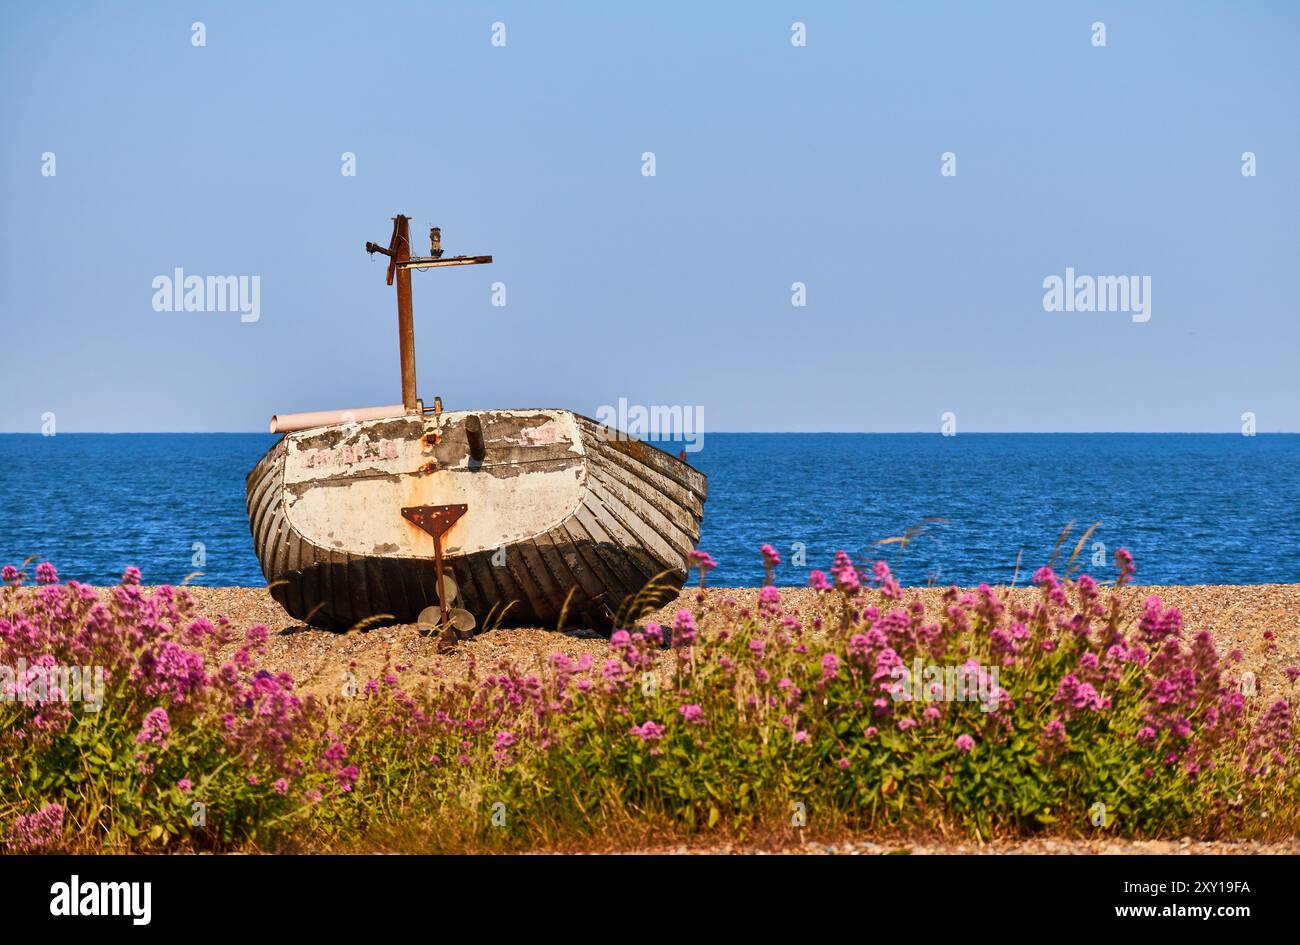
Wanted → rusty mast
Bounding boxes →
[365,215,493,415]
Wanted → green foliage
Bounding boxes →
[2,552,1297,852]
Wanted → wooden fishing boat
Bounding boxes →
[246,215,706,635]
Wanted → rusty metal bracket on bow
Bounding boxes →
[400,503,467,640]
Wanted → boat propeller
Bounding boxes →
[415,573,476,640]
[400,503,471,645]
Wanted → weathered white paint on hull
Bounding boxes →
[246,408,707,631]
[282,410,587,557]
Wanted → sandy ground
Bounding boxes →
[167,583,1300,704]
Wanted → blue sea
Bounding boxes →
[1,434,1296,588]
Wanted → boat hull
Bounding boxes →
[245,409,706,630]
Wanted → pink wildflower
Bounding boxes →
[135,706,171,746]
[1054,674,1109,713]
[821,652,840,682]
[689,550,717,570]
[335,765,360,792]
[672,610,697,647]
[872,560,902,600]
[629,720,665,743]
[808,570,832,592]
[830,551,860,593]
[688,550,717,587]
[1114,548,1136,586]
[3,803,63,851]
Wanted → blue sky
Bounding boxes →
[2,1,1297,433]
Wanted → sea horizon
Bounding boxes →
[5,431,1296,589]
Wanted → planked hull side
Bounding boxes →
[246,411,706,631]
